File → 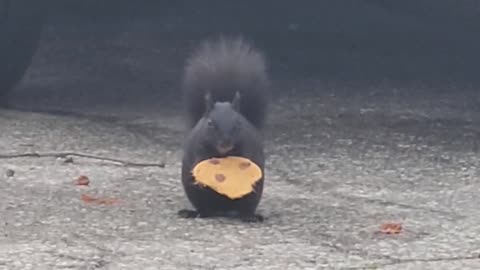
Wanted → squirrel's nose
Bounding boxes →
[216,141,234,154]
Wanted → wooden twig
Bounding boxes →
[0,152,165,168]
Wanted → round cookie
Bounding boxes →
[192,156,262,199]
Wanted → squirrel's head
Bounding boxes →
[203,91,243,155]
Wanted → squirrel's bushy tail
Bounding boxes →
[182,36,269,129]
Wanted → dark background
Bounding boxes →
[46,0,480,86]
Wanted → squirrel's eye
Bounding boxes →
[207,119,214,127]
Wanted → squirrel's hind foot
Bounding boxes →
[177,209,264,223]
[177,209,202,219]
[239,213,264,223]
[177,209,218,219]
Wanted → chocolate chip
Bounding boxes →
[239,162,251,170]
[215,174,226,182]
[209,159,221,165]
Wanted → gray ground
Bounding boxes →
[1,16,480,270]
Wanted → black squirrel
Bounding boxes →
[178,37,269,222]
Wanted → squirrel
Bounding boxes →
[178,36,270,222]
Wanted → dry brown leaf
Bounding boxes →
[74,175,90,186]
[379,223,402,234]
[80,194,119,206]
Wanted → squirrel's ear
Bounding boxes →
[232,91,241,111]
[204,91,213,114]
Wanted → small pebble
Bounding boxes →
[5,169,15,177]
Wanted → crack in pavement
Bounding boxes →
[333,193,464,220]
[52,252,110,269]
[345,254,480,269]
